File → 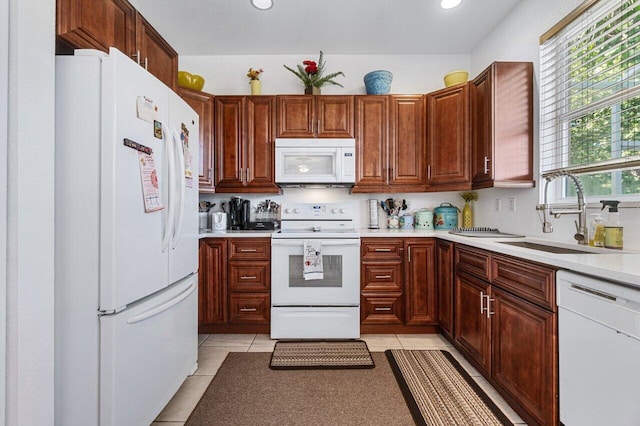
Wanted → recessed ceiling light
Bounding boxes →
[251,0,273,10]
[440,0,462,9]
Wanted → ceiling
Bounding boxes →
[132,0,522,56]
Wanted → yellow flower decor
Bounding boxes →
[247,68,263,81]
[459,192,478,228]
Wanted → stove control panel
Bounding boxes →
[280,202,353,221]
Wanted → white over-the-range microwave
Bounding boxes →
[275,138,355,186]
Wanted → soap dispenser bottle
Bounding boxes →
[600,200,623,250]
[588,212,605,247]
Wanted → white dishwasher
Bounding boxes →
[557,270,640,425]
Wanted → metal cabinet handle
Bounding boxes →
[374,248,392,252]
[408,246,412,262]
[484,156,491,174]
[486,296,495,318]
[246,168,250,182]
[239,249,258,252]
[240,276,257,280]
[374,307,392,311]
[132,50,141,65]
[480,291,487,314]
[428,165,432,180]
[240,308,257,312]
[143,57,148,70]
[375,275,392,279]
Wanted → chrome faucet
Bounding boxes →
[536,171,587,244]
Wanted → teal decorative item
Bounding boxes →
[363,70,393,94]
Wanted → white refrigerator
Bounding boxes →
[55,48,199,426]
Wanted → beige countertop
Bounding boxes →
[199,228,640,287]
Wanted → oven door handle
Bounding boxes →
[271,239,360,247]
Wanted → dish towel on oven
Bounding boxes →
[303,240,323,280]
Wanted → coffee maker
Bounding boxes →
[229,196,250,230]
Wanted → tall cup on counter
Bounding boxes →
[368,199,379,229]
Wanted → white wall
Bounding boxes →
[180,54,470,95]
[6,0,56,423]
[0,0,8,420]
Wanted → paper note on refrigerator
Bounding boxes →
[136,96,158,123]
[138,151,164,213]
[181,123,194,188]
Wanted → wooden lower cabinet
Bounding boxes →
[198,239,226,325]
[491,287,557,426]
[453,244,559,425]
[360,237,437,333]
[436,240,454,339]
[199,238,270,333]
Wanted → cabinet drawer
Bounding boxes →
[228,238,270,260]
[361,239,403,260]
[228,293,270,324]
[491,254,556,311]
[361,292,404,324]
[228,261,270,292]
[362,262,403,292]
[455,244,491,281]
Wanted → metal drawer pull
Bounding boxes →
[487,296,495,318]
[374,248,392,252]
[374,307,392,311]
[375,275,392,279]
[480,291,486,314]
[239,249,258,252]
[240,308,257,312]
[240,276,257,280]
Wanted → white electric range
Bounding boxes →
[270,202,361,339]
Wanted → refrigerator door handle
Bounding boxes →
[126,280,196,324]
[161,127,175,252]
[172,128,186,248]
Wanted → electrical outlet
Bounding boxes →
[495,198,501,212]
[508,197,516,212]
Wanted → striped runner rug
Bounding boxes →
[386,349,514,426]
[269,340,375,369]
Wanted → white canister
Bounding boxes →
[211,212,228,231]
[400,214,414,229]
[414,209,433,230]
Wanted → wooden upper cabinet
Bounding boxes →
[57,0,135,54]
[389,95,427,191]
[178,87,215,192]
[353,95,389,191]
[426,83,471,191]
[471,62,534,189]
[135,12,178,90]
[245,96,278,192]
[215,96,279,193]
[215,96,245,190]
[276,95,354,138]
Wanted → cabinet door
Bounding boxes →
[245,96,279,192]
[427,84,471,190]
[436,240,454,339]
[389,95,427,191]
[214,96,245,190]
[198,239,226,326]
[353,95,389,192]
[316,96,354,138]
[57,0,135,54]
[471,67,492,186]
[178,88,215,192]
[276,96,314,137]
[491,287,557,426]
[471,62,534,189]
[405,239,436,325]
[134,12,178,90]
[454,271,491,374]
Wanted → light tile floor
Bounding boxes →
[152,334,526,425]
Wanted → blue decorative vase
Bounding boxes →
[363,70,393,94]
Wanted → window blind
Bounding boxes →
[539,0,640,177]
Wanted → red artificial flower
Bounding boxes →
[303,60,318,75]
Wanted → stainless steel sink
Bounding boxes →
[498,241,602,254]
